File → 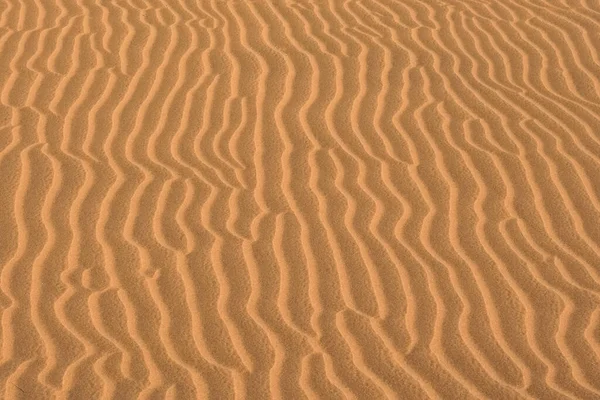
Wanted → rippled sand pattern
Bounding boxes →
[2,0,600,398]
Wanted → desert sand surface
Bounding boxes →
[1,0,600,399]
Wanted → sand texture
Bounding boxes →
[1,0,600,398]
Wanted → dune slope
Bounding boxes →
[1,0,600,398]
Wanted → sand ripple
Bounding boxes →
[1,0,600,398]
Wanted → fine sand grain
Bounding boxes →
[1,0,600,398]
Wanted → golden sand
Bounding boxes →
[1,0,600,398]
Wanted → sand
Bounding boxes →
[1,0,600,398]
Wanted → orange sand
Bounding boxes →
[1,0,600,398]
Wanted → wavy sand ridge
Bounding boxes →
[1,0,600,398]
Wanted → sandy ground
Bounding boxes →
[1,0,600,398]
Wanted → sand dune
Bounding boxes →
[1,0,600,398]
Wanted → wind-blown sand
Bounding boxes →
[1,0,600,398]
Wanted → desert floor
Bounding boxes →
[1,0,600,399]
